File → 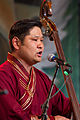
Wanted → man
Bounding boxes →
[0,18,71,120]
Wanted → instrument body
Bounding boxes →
[40,0,80,119]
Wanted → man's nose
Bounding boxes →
[37,41,44,49]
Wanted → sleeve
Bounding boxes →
[49,115,55,120]
[0,71,29,120]
[51,84,71,118]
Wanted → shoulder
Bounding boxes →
[0,61,13,75]
[0,61,17,85]
[0,61,10,70]
[0,61,17,95]
[0,61,13,79]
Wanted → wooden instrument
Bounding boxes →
[40,0,80,119]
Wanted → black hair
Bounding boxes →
[9,18,42,51]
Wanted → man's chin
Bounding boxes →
[34,59,42,64]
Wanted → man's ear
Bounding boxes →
[12,37,21,50]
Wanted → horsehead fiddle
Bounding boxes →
[40,0,80,120]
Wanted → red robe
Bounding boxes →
[0,52,71,120]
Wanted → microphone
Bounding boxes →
[48,54,72,67]
[0,89,8,95]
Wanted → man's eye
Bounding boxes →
[41,39,43,42]
[32,39,37,41]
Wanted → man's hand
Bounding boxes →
[31,115,50,120]
[54,115,70,120]
[31,115,70,120]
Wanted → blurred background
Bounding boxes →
[0,0,80,102]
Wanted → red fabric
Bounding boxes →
[0,53,71,120]
[49,115,55,120]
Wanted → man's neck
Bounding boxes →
[12,52,32,74]
[18,59,32,74]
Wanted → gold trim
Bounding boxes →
[23,97,34,110]
[22,95,31,108]
[19,78,34,96]
[8,59,29,82]
[18,91,26,101]
[7,54,36,110]
[20,68,36,110]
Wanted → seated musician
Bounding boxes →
[0,18,71,120]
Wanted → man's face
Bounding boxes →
[18,26,44,65]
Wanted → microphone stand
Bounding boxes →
[40,64,60,120]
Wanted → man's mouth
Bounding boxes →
[37,51,43,57]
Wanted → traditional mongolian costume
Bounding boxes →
[0,53,71,120]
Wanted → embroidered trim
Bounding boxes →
[19,68,36,110]
[18,91,26,101]
[22,95,32,108]
[19,78,34,96]
[21,68,36,110]
[23,97,34,110]
[7,54,36,110]
[8,59,29,82]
